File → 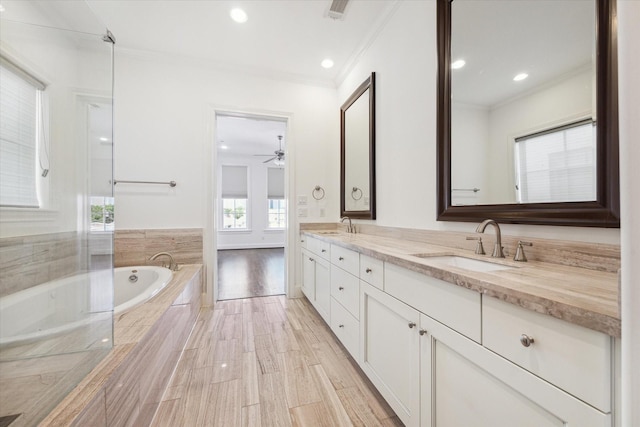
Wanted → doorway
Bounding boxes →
[215,113,288,301]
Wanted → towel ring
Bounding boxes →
[351,187,363,201]
[312,185,325,200]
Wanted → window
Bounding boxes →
[221,165,248,229]
[267,167,285,228]
[514,120,596,204]
[90,196,115,232]
[0,58,46,208]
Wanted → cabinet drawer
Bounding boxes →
[331,244,359,276]
[330,266,359,319]
[307,236,330,260]
[360,254,384,289]
[331,297,360,360]
[384,263,481,342]
[483,297,612,412]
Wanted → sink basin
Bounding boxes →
[316,231,340,235]
[410,254,514,272]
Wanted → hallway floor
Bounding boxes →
[217,249,285,300]
[150,295,403,426]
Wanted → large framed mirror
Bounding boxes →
[437,0,619,227]
[341,72,376,219]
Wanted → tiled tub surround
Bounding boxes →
[40,265,203,426]
[115,228,203,268]
[300,226,620,337]
[0,232,85,298]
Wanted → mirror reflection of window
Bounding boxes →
[515,120,596,204]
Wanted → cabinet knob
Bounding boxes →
[338,286,344,291]
[321,249,327,253]
[519,334,535,347]
[419,329,428,336]
[338,324,344,328]
[408,322,416,329]
[365,268,372,273]
[339,256,344,261]
[309,257,314,262]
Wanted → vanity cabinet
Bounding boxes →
[301,246,330,323]
[329,244,361,360]
[421,312,610,427]
[360,282,421,427]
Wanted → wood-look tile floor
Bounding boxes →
[217,249,285,301]
[150,296,403,427]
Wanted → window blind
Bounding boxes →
[0,60,41,207]
[267,167,284,199]
[221,165,248,198]
[515,120,596,204]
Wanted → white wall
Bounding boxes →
[113,51,338,231]
[337,0,619,245]
[618,1,640,425]
[217,154,285,249]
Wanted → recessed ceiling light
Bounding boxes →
[99,137,110,142]
[220,145,228,150]
[513,73,529,82]
[451,59,466,69]
[321,58,334,69]
[230,8,248,23]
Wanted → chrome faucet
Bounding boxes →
[149,252,179,271]
[475,219,505,258]
[341,216,355,233]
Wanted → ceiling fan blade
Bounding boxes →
[254,154,274,157]
[263,156,277,163]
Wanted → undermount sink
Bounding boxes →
[410,254,514,272]
[316,231,341,235]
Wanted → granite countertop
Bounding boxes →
[302,230,620,338]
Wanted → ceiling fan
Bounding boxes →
[254,135,285,165]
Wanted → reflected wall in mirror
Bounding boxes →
[437,0,619,227]
[341,72,376,219]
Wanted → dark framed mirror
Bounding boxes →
[437,0,619,227]
[341,72,376,219]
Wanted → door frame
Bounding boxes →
[204,105,295,305]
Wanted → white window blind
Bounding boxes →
[515,120,596,204]
[221,165,248,198]
[0,59,44,207]
[267,167,284,200]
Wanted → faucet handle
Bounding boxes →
[514,241,533,262]
[466,236,486,255]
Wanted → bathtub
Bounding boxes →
[0,266,173,348]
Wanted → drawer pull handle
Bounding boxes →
[520,334,535,347]
[339,256,344,261]
[365,268,372,273]
[322,249,327,253]
[408,322,416,329]
[309,257,314,262]
[419,329,428,336]
[338,286,344,291]
[339,324,344,328]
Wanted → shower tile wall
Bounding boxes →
[0,232,85,298]
[115,228,203,267]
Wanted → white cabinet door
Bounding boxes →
[301,249,315,300]
[360,283,421,427]
[314,257,331,323]
[420,313,610,427]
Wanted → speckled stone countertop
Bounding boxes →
[302,230,620,338]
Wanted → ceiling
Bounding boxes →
[86,0,398,86]
[216,115,287,159]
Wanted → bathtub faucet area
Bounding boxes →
[150,252,179,271]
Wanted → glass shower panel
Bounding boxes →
[0,1,114,425]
